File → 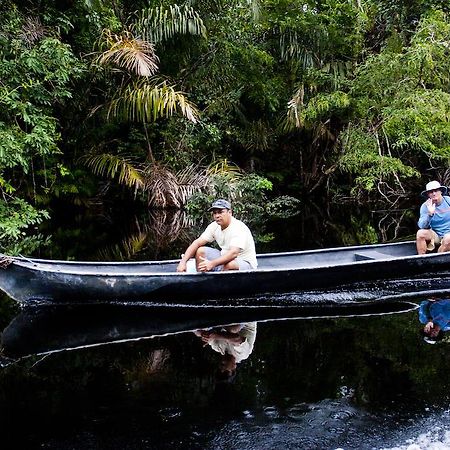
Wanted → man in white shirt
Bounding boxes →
[176,199,257,272]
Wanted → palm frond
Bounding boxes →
[176,164,209,205]
[279,28,317,68]
[207,159,243,178]
[134,4,206,44]
[138,163,208,208]
[83,153,144,191]
[96,231,149,261]
[97,30,159,76]
[240,120,272,152]
[282,84,305,132]
[248,0,262,22]
[204,86,246,117]
[108,78,199,123]
[142,163,181,207]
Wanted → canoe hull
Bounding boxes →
[1,241,450,304]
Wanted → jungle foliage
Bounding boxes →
[0,0,450,252]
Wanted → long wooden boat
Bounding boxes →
[1,241,450,305]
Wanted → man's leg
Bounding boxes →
[222,259,239,270]
[223,258,253,271]
[438,233,450,252]
[416,229,434,254]
[195,247,222,271]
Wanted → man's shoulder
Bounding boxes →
[438,196,450,208]
[202,221,220,235]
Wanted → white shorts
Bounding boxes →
[203,247,252,271]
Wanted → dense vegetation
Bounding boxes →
[1,0,449,252]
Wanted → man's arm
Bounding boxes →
[418,203,433,229]
[177,237,209,272]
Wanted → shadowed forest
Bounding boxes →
[1,0,450,254]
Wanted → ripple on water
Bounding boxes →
[379,422,450,450]
[263,405,280,418]
[203,399,382,450]
[159,407,182,421]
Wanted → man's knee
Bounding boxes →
[416,229,430,240]
[441,234,450,249]
[223,260,239,271]
[195,247,207,258]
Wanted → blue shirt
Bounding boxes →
[418,195,450,237]
[419,300,450,331]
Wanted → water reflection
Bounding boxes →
[194,323,257,382]
[0,300,417,360]
[419,298,450,344]
[1,299,444,450]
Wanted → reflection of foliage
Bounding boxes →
[0,292,19,330]
[254,311,450,408]
[96,228,149,262]
[328,216,379,246]
[96,210,198,261]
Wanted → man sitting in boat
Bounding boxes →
[416,181,450,254]
[176,199,257,272]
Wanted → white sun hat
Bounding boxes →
[421,180,448,197]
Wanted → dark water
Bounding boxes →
[1,300,449,449]
[1,205,449,449]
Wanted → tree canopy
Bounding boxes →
[1,0,449,251]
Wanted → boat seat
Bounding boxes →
[354,251,391,261]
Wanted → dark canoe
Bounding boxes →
[1,301,418,358]
[1,241,450,305]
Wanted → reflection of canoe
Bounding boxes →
[1,301,418,358]
[0,241,450,304]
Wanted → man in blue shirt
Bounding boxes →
[416,180,450,254]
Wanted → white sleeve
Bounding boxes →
[200,222,217,243]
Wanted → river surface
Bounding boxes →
[1,205,450,449]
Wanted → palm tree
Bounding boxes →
[84,4,207,207]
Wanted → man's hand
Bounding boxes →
[199,330,216,345]
[176,261,187,272]
[424,321,434,333]
[426,198,436,215]
[198,256,215,272]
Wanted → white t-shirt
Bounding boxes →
[200,217,257,269]
[209,322,257,363]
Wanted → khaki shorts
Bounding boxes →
[427,230,442,251]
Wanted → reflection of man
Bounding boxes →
[419,298,450,343]
[176,199,257,273]
[195,322,257,381]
